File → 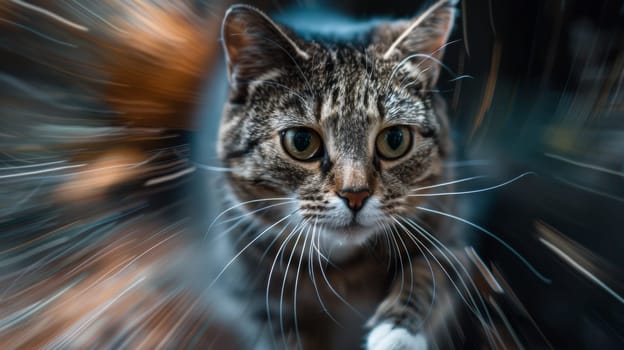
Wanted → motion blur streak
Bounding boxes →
[0,1,236,348]
[537,222,624,305]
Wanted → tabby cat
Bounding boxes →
[211,0,470,348]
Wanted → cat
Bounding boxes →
[209,1,477,348]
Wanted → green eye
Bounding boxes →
[376,126,412,160]
[281,127,323,161]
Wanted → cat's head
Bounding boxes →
[218,1,456,252]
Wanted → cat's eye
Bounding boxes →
[375,126,412,160]
[281,127,323,161]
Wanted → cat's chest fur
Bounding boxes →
[242,239,394,348]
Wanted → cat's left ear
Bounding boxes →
[372,0,457,87]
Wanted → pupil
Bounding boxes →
[293,131,311,152]
[386,129,403,150]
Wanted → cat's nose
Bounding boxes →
[337,189,370,212]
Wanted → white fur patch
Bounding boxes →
[367,323,428,350]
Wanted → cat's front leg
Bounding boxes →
[365,257,445,350]
[366,322,428,350]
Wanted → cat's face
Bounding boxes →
[218,3,455,251]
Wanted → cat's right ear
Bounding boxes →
[221,5,309,90]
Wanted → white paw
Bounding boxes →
[366,323,428,350]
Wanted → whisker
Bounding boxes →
[205,197,294,238]
[385,39,461,91]
[399,216,499,344]
[208,210,298,289]
[393,223,416,315]
[266,219,307,350]
[316,225,363,318]
[260,217,297,262]
[293,225,311,350]
[280,221,307,350]
[381,221,399,271]
[230,220,263,248]
[307,219,340,325]
[208,215,258,247]
[386,222,406,308]
[389,216,436,323]
[216,201,298,227]
[411,175,486,192]
[309,226,332,267]
[400,67,431,91]
[379,221,394,270]
[416,206,551,283]
[412,40,461,75]
[408,172,535,197]
[396,216,496,340]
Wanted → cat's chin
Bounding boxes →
[319,223,378,258]
[330,222,375,235]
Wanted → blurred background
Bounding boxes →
[1,0,623,348]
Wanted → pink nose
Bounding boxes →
[337,189,370,212]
